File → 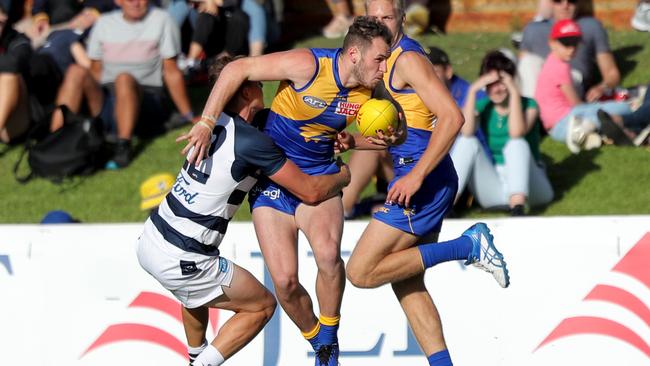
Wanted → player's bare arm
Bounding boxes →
[269,159,351,205]
[177,49,318,165]
[386,51,463,207]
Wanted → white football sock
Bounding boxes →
[193,344,225,366]
[188,339,208,364]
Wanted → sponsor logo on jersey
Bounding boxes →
[262,188,281,200]
[302,96,327,109]
[172,175,198,204]
[180,260,200,275]
[402,208,416,217]
[335,101,361,116]
[218,257,229,274]
[299,123,337,142]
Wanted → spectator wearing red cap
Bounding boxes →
[535,19,633,153]
[518,0,620,102]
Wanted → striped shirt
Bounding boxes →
[86,7,180,87]
[150,112,286,256]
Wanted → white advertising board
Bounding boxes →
[0,216,648,365]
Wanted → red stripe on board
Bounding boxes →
[613,233,650,289]
[81,323,186,358]
[537,316,650,357]
[209,308,220,333]
[585,284,650,327]
[129,291,183,323]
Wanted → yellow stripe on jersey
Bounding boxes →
[385,37,437,132]
[270,48,371,143]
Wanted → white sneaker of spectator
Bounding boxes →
[634,126,650,146]
[566,116,601,153]
[177,54,189,73]
[631,3,650,32]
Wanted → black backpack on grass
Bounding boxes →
[14,105,105,183]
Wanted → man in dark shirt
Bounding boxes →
[0,4,32,143]
[518,0,620,101]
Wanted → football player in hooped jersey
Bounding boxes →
[137,56,352,366]
[345,1,512,366]
[178,16,395,366]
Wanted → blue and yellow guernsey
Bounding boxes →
[372,36,457,236]
[384,36,442,176]
[265,48,371,175]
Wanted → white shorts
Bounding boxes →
[136,219,234,309]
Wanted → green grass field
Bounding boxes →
[1,31,648,223]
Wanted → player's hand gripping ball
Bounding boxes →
[356,98,398,138]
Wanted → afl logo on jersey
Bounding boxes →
[302,96,327,109]
[335,101,361,116]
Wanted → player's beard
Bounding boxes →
[352,61,374,89]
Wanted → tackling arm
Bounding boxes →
[178,49,318,165]
[269,159,351,205]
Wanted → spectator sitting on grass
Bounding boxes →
[597,85,650,147]
[535,19,632,154]
[518,0,620,101]
[451,50,553,216]
[49,0,195,169]
[0,3,32,144]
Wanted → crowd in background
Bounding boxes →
[1,0,649,217]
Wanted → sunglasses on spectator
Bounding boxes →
[557,36,581,47]
[553,0,578,4]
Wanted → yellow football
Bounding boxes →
[356,98,398,138]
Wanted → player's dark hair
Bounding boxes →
[342,16,392,53]
[479,50,516,77]
[427,46,451,66]
[208,55,259,110]
[208,55,246,87]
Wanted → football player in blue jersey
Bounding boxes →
[178,17,395,366]
[345,1,511,366]
[138,56,352,366]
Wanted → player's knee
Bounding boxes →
[345,263,372,289]
[260,295,277,323]
[314,245,343,273]
[273,274,300,297]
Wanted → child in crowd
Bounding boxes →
[535,19,632,153]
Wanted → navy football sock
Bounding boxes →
[318,314,340,345]
[417,236,473,269]
[427,349,453,366]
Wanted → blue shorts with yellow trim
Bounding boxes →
[373,155,458,237]
[249,160,339,215]
[249,177,302,215]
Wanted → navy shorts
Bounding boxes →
[100,83,171,137]
[373,155,458,237]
